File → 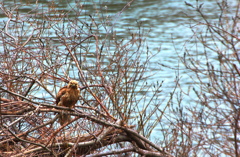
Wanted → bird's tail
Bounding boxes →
[58,113,71,126]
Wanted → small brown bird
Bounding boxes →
[56,80,80,125]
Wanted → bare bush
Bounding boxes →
[1,0,238,156]
[0,1,172,156]
[164,1,240,156]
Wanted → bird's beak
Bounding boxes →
[70,84,77,87]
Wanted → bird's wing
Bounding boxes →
[56,86,67,105]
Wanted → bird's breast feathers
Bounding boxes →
[65,88,79,101]
[58,87,80,107]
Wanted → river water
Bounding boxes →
[0,0,239,140]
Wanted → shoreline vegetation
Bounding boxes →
[0,0,239,156]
